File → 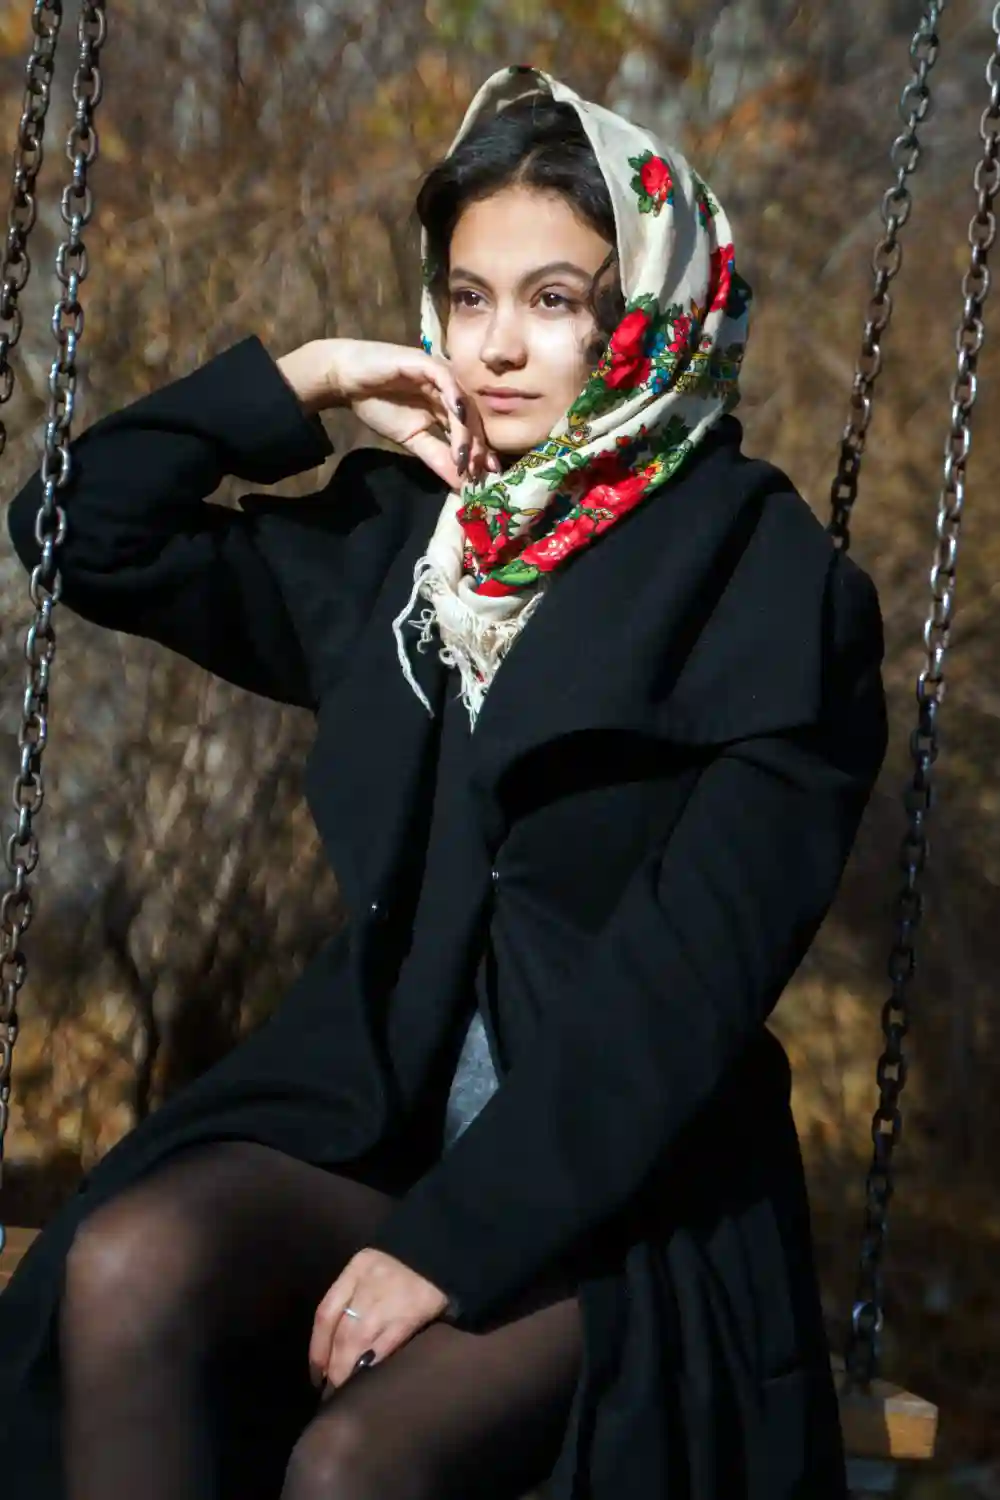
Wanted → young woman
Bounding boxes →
[0,66,887,1500]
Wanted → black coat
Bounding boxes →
[1,335,888,1498]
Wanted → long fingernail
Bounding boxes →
[354,1349,377,1372]
[458,443,469,475]
[454,398,467,423]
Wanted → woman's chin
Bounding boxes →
[485,415,551,458]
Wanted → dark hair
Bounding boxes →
[415,94,624,361]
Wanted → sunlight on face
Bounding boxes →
[443,185,614,460]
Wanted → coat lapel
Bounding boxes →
[310,419,829,882]
[465,421,830,846]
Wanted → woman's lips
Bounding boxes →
[480,391,539,412]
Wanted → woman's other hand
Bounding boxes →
[308,1247,451,1394]
[276,338,499,491]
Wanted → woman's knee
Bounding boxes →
[61,1186,209,1357]
[281,1404,429,1500]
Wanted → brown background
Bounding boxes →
[0,2,998,1490]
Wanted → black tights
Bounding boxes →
[58,1140,583,1500]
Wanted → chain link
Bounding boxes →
[844,4,1000,1390]
[0,0,106,1256]
[0,0,989,1400]
[0,0,65,457]
[827,1,946,553]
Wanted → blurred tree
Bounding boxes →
[0,0,998,1472]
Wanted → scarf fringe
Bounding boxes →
[392,549,547,731]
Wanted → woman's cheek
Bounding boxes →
[530,324,594,406]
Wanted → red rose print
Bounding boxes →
[606,356,651,391]
[489,533,522,569]
[609,309,651,360]
[640,156,673,205]
[583,452,631,489]
[460,516,493,557]
[709,243,735,314]
[582,473,648,517]
[523,515,588,570]
[668,312,692,354]
[603,308,653,391]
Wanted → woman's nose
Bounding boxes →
[480,310,528,369]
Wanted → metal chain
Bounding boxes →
[827,0,946,553]
[0,0,65,460]
[844,4,1000,1390]
[0,0,106,1256]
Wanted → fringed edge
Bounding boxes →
[391,555,439,719]
[392,549,547,731]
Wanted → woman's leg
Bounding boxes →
[58,1140,399,1500]
[280,1288,583,1500]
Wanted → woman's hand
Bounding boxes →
[276,338,498,491]
[308,1247,451,1393]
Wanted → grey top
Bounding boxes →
[442,1007,500,1152]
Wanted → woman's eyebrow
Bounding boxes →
[448,260,593,289]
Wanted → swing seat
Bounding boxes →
[830,1353,938,1460]
[0,1226,939,1462]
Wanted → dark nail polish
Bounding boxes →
[455,398,467,423]
[458,444,469,474]
[354,1349,377,1372]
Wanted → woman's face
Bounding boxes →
[443,184,615,461]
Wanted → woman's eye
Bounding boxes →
[539,291,577,311]
[449,289,578,311]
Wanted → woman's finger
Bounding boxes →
[309,1272,359,1389]
[406,427,464,491]
[424,363,493,482]
[453,392,494,481]
[327,1316,412,1391]
[421,371,471,479]
[449,392,485,482]
[458,397,495,483]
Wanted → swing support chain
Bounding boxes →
[845,2,1000,1393]
[828,0,946,555]
[0,0,65,461]
[0,0,106,1254]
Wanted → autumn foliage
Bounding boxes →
[0,0,999,1479]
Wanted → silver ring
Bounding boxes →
[343,1305,362,1320]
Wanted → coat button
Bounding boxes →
[491,868,500,886]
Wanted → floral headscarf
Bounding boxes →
[393,64,752,729]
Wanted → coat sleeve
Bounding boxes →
[6,336,413,710]
[368,559,889,1327]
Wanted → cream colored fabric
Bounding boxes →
[393,65,751,730]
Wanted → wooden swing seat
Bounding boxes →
[0,1224,938,1462]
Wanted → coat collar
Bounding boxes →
[312,417,833,875]
[466,419,752,764]
[462,420,831,831]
